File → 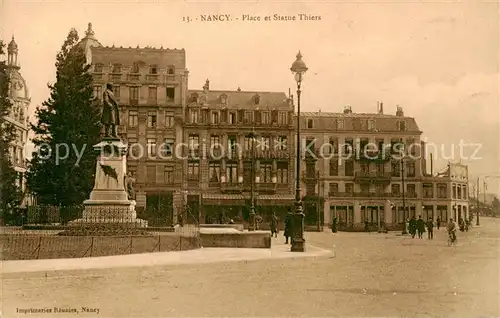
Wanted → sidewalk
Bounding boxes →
[1,241,333,274]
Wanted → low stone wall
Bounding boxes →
[200,232,271,248]
[22,224,175,232]
[0,234,200,260]
[199,224,244,231]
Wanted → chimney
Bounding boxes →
[396,105,404,116]
[377,101,384,114]
[343,105,352,114]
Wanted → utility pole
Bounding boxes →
[476,177,480,226]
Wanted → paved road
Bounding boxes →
[3,218,499,317]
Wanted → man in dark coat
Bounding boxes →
[284,211,293,244]
[270,212,279,238]
[416,215,425,239]
[101,83,120,138]
[426,217,434,239]
[409,216,417,238]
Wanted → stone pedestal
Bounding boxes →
[69,138,147,227]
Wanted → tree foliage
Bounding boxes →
[27,29,102,206]
[0,40,22,218]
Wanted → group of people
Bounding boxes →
[270,211,295,244]
[406,215,472,244]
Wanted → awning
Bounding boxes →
[255,194,295,205]
[202,193,245,205]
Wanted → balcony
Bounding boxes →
[127,73,140,81]
[354,171,391,183]
[221,182,242,194]
[109,73,122,82]
[355,149,392,162]
[92,73,104,81]
[257,182,277,194]
[329,192,354,198]
[163,75,177,83]
[146,74,159,83]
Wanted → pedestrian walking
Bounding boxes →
[426,217,434,240]
[270,212,279,238]
[331,217,338,233]
[409,216,417,238]
[436,217,441,230]
[284,211,293,244]
[416,215,425,239]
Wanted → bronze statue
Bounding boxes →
[101,83,120,138]
[124,172,136,200]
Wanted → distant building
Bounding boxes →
[180,80,295,223]
[300,103,470,229]
[4,36,31,205]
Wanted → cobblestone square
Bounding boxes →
[2,218,499,317]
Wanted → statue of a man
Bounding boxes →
[124,172,136,200]
[101,83,120,138]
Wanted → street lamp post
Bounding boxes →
[248,129,257,231]
[401,157,408,235]
[290,51,308,252]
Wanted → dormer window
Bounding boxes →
[368,119,376,131]
[398,120,407,131]
[307,119,314,129]
[94,63,103,73]
[112,63,122,73]
[253,94,260,105]
[131,62,140,73]
[167,66,175,74]
[220,94,228,105]
[337,119,344,129]
[149,65,158,74]
[190,92,199,104]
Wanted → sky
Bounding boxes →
[1,0,499,196]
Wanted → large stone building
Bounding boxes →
[299,103,470,229]
[4,37,30,201]
[180,80,295,224]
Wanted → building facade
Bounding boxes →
[81,23,187,223]
[179,81,295,224]
[299,103,469,230]
[4,37,30,202]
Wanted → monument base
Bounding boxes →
[69,199,148,228]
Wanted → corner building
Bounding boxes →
[300,103,469,230]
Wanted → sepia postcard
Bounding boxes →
[1,0,499,317]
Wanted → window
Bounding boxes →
[167,66,175,74]
[344,138,354,155]
[190,109,199,123]
[164,166,174,184]
[278,112,287,125]
[452,184,457,199]
[131,62,140,73]
[407,184,416,196]
[148,87,157,103]
[128,111,138,127]
[162,137,174,157]
[345,183,354,193]
[462,185,467,199]
[166,87,175,101]
[360,184,370,193]
[244,111,253,124]
[276,136,287,150]
[147,111,157,128]
[260,136,271,150]
[307,119,313,128]
[391,184,400,194]
[113,85,120,100]
[260,163,272,183]
[211,112,219,124]
[375,183,385,195]
[376,163,385,175]
[391,160,401,177]
[226,163,238,183]
[210,135,221,149]
[344,160,354,176]
[244,136,253,151]
[329,137,338,154]
[112,63,122,73]
[457,185,462,199]
[165,111,174,128]
[229,112,236,124]
[329,183,338,196]
[228,136,238,157]
[437,183,447,198]
[147,138,157,156]
[423,183,433,198]
[94,63,103,73]
[398,120,407,131]
[187,162,199,181]
[368,120,375,131]
[329,160,338,176]
[337,119,344,129]
[189,135,199,154]
[360,163,369,173]
[93,85,102,99]
[146,166,156,182]
[406,161,416,177]
[277,162,288,184]
[262,112,271,124]
[129,87,139,104]
[149,65,158,74]
[127,137,138,157]
[209,162,220,183]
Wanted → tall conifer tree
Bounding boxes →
[27,29,101,206]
